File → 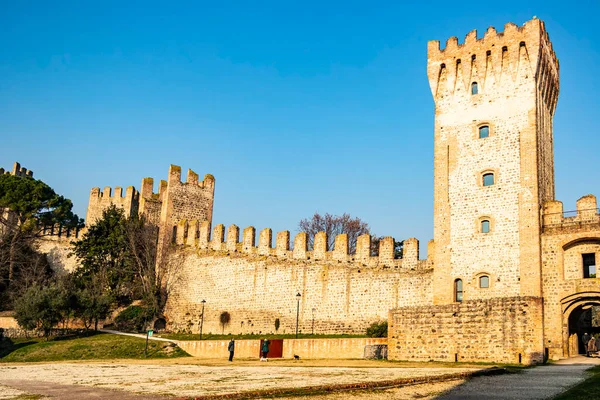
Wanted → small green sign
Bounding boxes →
[148,330,154,337]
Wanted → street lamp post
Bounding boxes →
[199,299,206,340]
[295,293,301,339]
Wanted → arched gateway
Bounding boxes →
[562,292,600,356]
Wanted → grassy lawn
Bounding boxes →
[0,332,190,362]
[157,332,369,341]
[554,365,600,400]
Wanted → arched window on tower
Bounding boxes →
[479,275,490,288]
[481,219,491,233]
[471,82,478,95]
[455,279,463,302]
[479,125,489,139]
[483,172,495,186]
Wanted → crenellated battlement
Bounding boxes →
[0,162,34,178]
[171,220,433,271]
[542,195,600,231]
[157,164,216,250]
[39,223,87,242]
[427,18,559,113]
[86,185,140,225]
[167,164,215,189]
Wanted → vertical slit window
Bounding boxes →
[455,279,463,302]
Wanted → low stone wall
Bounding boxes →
[282,338,387,359]
[177,337,387,359]
[388,296,544,365]
[177,339,260,359]
[0,316,18,329]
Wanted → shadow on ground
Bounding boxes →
[0,338,36,359]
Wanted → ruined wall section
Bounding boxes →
[86,186,139,226]
[388,296,544,364]
[540,195,600,360]
[429,19,559,303]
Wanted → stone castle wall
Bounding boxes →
[540,195,600,360]
[86,186,139,226]
[164,225,432,335]
[388,296,545,364]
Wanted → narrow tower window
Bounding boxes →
[583,253,596,278]
[479,125,489,138]
[455,279,463,302]
[479,275,490,288]
[481,220,490,233]
[483,173,495,186]
[471,82,479,95]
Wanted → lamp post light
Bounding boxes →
[295,293,301,339]
[199,299,206,340]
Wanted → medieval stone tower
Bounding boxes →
[85,164,215,250]
[428,19,559,304]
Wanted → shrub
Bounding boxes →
[115,306,150,333]
[220,311,231,334]
[366,320,388,338]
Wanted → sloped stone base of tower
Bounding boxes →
[388,296,544,365]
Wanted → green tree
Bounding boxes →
[0,173,81,308]
[14,282,67,339]
[72,206,180,329]
[72,205,134,304]
[220,311,231,334]
[366,320,388,338]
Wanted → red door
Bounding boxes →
[259,339,283,358]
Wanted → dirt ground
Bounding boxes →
[0,359,477,399]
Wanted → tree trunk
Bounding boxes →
[8,230,20,283]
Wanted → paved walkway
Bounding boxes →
[438,356,600,399]
[98,329,177,343]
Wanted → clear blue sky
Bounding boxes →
[2,1,599,255]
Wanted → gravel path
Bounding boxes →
[0,362,478,398]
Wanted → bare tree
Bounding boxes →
[124,216,183,319]
[298,212,371,253]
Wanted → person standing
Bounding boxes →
[260,339,270,361]
[588,335,597,357]
[228,339,235,362]
[583,332,592,356]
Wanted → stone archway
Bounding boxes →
[562,292,600,357]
